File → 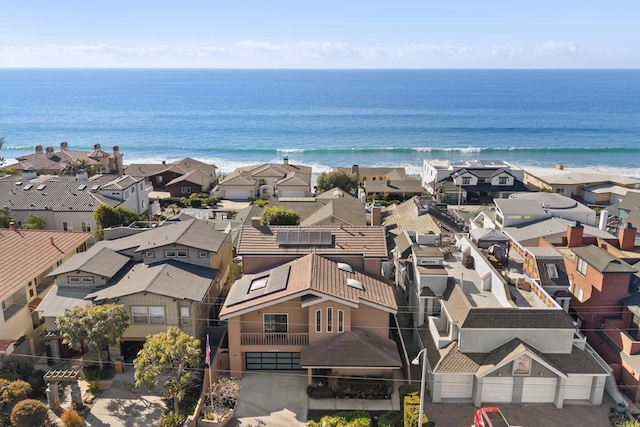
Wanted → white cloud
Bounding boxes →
[536,41,586,56]
[491,45,522,58]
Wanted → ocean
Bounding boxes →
[1,69,639,177]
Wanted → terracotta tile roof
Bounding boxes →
[383,198,443,238]
[0,228,91,301]
[300,328,401,368]
[220,253,397,318]
[236,225,387,257]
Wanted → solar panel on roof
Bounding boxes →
[276,230,332,246]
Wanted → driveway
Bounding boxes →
[84,371,164,427]
[232,371,308,427]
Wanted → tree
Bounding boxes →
[0,208,12,228]
[56,304,128,370]
[93,204,145,229]
[62,159,104,176]
[260,206,300,226]
[134,327,201,415]
[10,399,48,427]
[21,214,47,230]
[0,136,5,166]
[316,170,358,194]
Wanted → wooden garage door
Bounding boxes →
[565,376,592,400]
[481,377,514,403]
[440,375,474,399]
[522,377,557,403]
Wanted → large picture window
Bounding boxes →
[264,314,288,333]
[131,306,166,325]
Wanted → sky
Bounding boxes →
[1,0,639,68]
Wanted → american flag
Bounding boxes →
[205,334,211,366]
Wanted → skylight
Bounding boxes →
[249,279,268,292]
[337,262,353,273]
[546,264,559,279]
[347,278,364,290]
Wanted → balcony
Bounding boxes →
[240,333,309,347]
[3,296,27,322]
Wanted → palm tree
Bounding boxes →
[62,159,104,177]
[0,136,5,166]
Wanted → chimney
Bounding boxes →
[76,169,89,181]
[251,216,262,227]
[371,205,382,226]
[22,169,37,180]
[60,141,68,151]
[9,221,16,231]
[619,223,637,251]
[351,164,360,183]
[93,143,101,151]
[283,156,289,165]
[35,145,43,154]
[45,146,54,158]
[113,145,123,176]
[50,236,55,245]
[567,221,584,247]
[386,179,391,187]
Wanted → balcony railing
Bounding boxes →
[3,296,27,321]
[241,333,309,347]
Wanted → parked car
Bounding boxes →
[473,407,513,427]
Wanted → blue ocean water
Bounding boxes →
[1,69,639,176]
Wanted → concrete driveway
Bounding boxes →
[84,371,164,427]
[231,371,308,427]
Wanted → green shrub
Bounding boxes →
[308,411,372,427]
[10,399,49,427]
[253,199,269,208]
[3,379,32,402]
[88,381,100,394]
[403,393,428,427]
[398,384,418,412]
[203,196,221,206]
[0,355,35,379]
[307,384,335,398]
[379,410,402,427]
[159,412,187,427]
[61,409,84,427]
[189,198,202,208]
[83,365,115,381]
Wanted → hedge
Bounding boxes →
[403,393,428,427]
[308,411,372,427]
[379,410,403,427]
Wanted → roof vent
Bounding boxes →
[347,278,364,290]
[337,262,353,273]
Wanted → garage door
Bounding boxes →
[522,377,557,403]
[441,375,473,399]
[481,377,514,403]
[225,189,251,200]
[565,376,592,400]
[245,352,301,370]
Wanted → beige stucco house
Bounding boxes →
[219,253,401,381]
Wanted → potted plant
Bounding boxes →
[199,377,240,427]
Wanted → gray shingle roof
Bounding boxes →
[87,260,217,302]
[461,308,577,329]
[36,285,93,318]
[47,246,130,278]
[133,218,229,253]
[571,245,637,274]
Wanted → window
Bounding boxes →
[177,250,188,257]
[181,187,192,194]
[140,183,144,190]
[315,310,322,333]
[81,277,94,284]
[131,306,166,324]
[62,222,73,232]
[498,177,508,185]
[156,176,163,184]
[29,288,35,298]
[326,307,333,333]
[81,222,92,232]
[338,310,344,333]
[145,251,155,258]
[577,258,588,275]
[572,284,585,302]
[555,188,565,194]
[69,277,81,283]
[132,186,135,193]
[180,307,190,326]
[264,314,287,333]
[198,251,208,258]
[462,177,471,185]
[164,250,176,257]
